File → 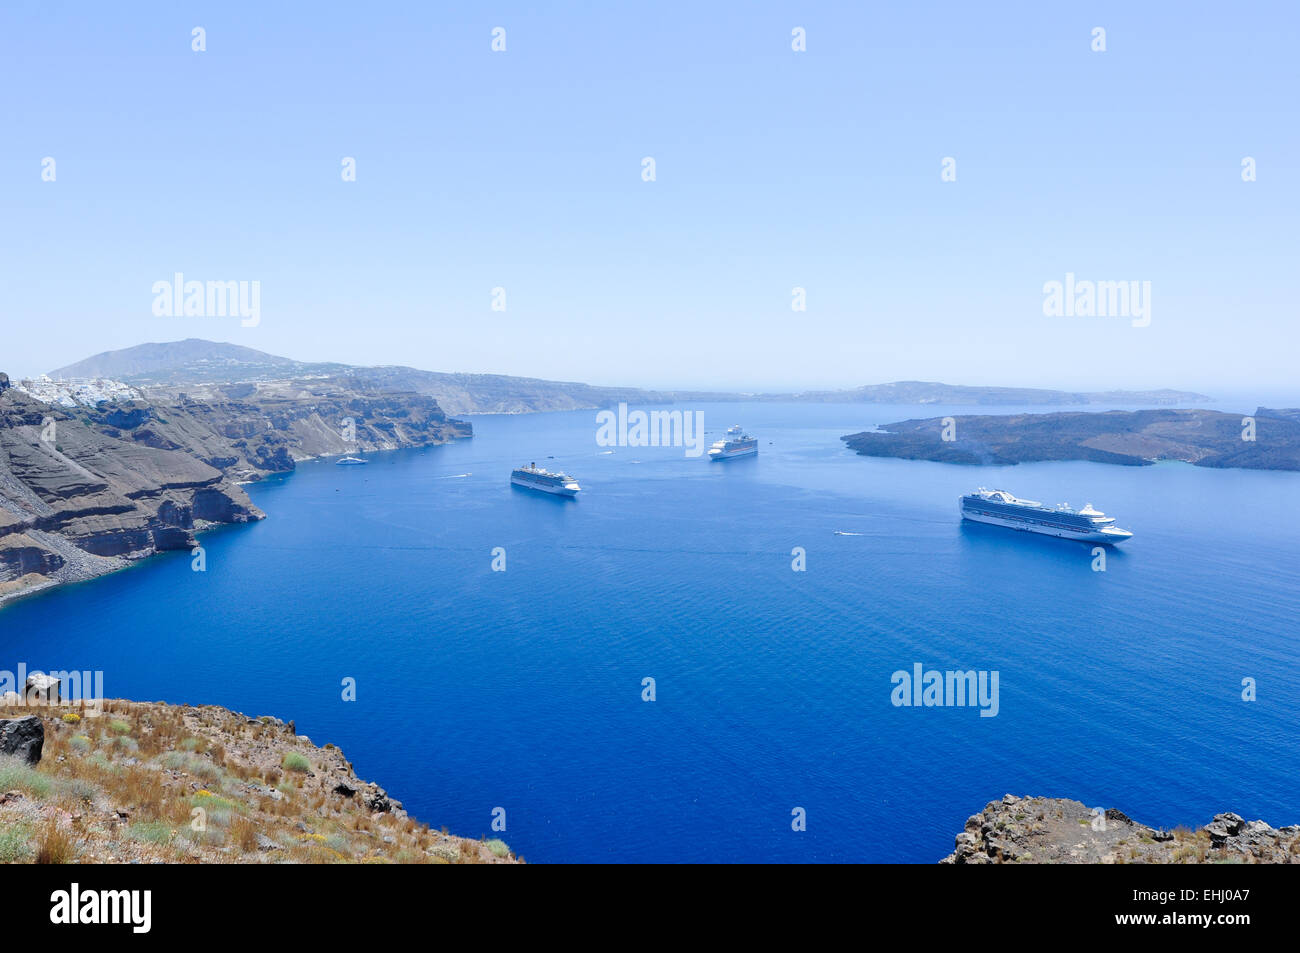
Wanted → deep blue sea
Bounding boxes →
[3,401,1299,863]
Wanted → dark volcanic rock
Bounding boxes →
[363,785,392,813]
[0,715,44,764]
[151,527,195,551]
[157,500,194,529]
[1205,812,1245,846]
[192,486,258,523]
[0,539,65,576]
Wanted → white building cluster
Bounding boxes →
[14,375,141,407]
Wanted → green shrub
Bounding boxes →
[159,751,220,780]
[127,820,174,846]
[86,752,118,774]
[0,823,33,862]
[0,756,52,797]
[190,790,241,825]
[281,752,311,773]
[485,838,510,859]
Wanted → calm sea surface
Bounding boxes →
[4,401,1299,862]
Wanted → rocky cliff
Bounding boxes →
[74,378,473,482]
[0,374,470,605]
[943,795,1300,864]
[0,386,263,605]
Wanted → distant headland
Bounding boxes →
[843,408,1300,471]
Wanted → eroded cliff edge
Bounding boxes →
[0,699,518,863]
[0,372,470,605]
[943,795,1300,864]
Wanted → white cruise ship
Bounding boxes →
[708,427,758,461]
[511,463,581,496]
[960,488,1133,544]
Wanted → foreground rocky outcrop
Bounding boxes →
[0,700,518,864]
[943,795,1300,864]
[844,408,1300,471]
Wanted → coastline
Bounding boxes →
[0,518,251,611]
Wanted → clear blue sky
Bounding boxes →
[1,1,1296,393]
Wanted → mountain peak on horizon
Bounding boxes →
[48,339,297,380]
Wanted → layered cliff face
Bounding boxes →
[0,386,263,604]
[0,374,471,605]
[77,378,473,482]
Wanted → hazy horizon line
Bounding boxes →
[17,336,1242,399]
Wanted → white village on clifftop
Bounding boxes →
[13,375,140,408]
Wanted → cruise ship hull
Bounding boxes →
[511,475,579,496]
[961,506,1131,544]
[708,447,757,461]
